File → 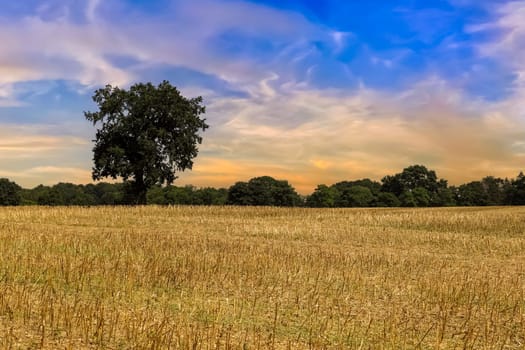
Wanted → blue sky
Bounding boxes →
[1,0,525,193]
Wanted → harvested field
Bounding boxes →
[1,206,525,348]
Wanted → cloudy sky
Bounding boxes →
[1,0,525,193]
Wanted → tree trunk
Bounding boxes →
[135,187,147,205]
[132,171,148,205]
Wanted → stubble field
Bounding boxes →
[1,206,525,349]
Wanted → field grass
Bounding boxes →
[1,206,525,349]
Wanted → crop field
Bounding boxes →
[1,206,525,349]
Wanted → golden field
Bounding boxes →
[1,206,525,349]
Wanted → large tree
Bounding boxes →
[85,81,208,204]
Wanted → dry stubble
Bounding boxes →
[0,206,525,349]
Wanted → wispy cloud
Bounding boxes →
[467,1,525,94]
[0,0,327,93]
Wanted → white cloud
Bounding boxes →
[468,1,525,97]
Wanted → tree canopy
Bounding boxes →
[0,178,21,206]
[85,81,208,204]
[227,176,302,206]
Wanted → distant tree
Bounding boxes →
[412,187,431,207]
[306,184,338,207]
[83,182,123,205]
[402,165,439,192]
[330,179,380,207]
[339,179,382,195]
[227,181,254,206]
[345,186,375,207]
[228,176,302,206]
[37,188,64,206]
[85,81,208,204]
[382,165,451,206]
[164,185,195,205]
[399,190,417,207]
[19,188,37,205]
[147,185,167,205]
[506,172,525,205]
[433,186,456,207]
[193,187,228,205]
[383,165,439,195]
[456,181,489,206]
[481,176,506,206]
[381,174,405,197]
[21,185,49,205]
[382,165,440,196]
[0,178,22,206]
[49,183,96,206]
[375,192,401,207]
[24,182,109,206]
[243,177,274,205]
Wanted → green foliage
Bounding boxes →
[480,177,505,205]
[375,192,401,207]
[164,186,196,205]
[306,185,337,207]
[146,185,167,205]
[84,183,124,205]
[85,81,208,204]
[506,172,525,205]
[380,175,404,197]
[412,187,431,207]
[146,185,228,205]
[347,179,382,195]
[382,165,441,196]
[433,186,456,207]
[399,191,417,207]
[21,185,49,205]
[227,176,302,206]
[331,180,378,207]
[456,181,489,206]
[343,186,374,207]
[399,187,433,207]
[227,182,254,206]
[33,183,97,206]
[37,188,64,206]
[0,178,22,206]
[193,187,228,205]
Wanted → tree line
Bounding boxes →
[2,165,525,207]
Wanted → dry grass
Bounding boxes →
[1,206,525,349]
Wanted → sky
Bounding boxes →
[1,0,525,193]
